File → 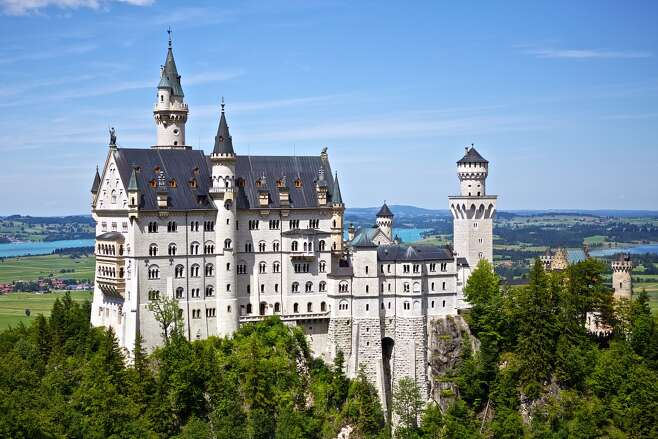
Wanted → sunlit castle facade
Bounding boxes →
[89,37,497,409]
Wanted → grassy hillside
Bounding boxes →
[0,291,92,330]
[0,254,95,283]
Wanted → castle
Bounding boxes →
[89,38,497,410]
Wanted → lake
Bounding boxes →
[589,243,658,257]
[0,239,95,258]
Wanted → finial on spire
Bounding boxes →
[221,96,225,113]
[167,27,172,48]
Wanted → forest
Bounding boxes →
[0,258,657,438]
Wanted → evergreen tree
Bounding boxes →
[392,377,423,437]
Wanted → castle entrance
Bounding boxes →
[382,337,395,417]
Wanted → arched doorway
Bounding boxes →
[382,337,395,417]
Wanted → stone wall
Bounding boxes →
[393,316,428,397]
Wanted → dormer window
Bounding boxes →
[189,178,198,188]
[237,178,245,188]
[149,179,157,188]
[276,179,284,188]
[192,166,200,176]
[154,166,161,174]
[294,178,302,188]
[255,179,263,188]
[169,179,177,188]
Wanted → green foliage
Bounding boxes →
[392,377,424,437]
[340,367,385,437]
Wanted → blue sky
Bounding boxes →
[1,0,657,215]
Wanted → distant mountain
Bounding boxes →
[0,215,95,225]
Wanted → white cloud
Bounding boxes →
[524,47,652,59]
[0,0,153,16]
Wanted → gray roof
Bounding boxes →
[114,148,214,211]
[457,147,488,164]
[377,244,453,261]
[377,203,393,217]
[212,107,234,155]
[157,46,184,97]
[110,148,338,211]
[127,167,139,191]
[96,231,125,241]
[332,172,343,205]
[91,167,101,193]
[234,155,340,209]
[351,230,377,248]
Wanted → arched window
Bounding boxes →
[205,285,214,297]
[319,260,326,273]
[190,242,200,255]
[259,241,266,252]
[175,287,184,299]
[319,240,326,252]
[293,303,299,313]
[339,300,348,311]
[305,281,313,292]
[246,303,253,314]
[307,302,313,312]
[149,244,158,256]
[272,241,280,252]
[175,264,184,278]
[191,264,200,277]
[111,190,117,204]
[339,281,349,293]
[224,238,232,249]
[319,281,326,292]
[291,241,298,252]
[148,265,159,279]
[273,261,280,273]
[204,242,215,254]
[259,262,266,274]
[303,242,307,252]
[168,243,177,256]
[321,301,327,312]
[274,302,281,313]
[205,263,214,277]
[292,282,299,293]
[260,302,267,315]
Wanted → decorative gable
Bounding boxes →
[95,154,128,210]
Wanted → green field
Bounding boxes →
[0,254,95,283]
[0,291,92,330]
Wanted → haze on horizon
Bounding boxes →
[1,0,657,216]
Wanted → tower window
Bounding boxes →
[160,95,164,102]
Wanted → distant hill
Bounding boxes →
[1,215,95,225]
[347,205,451,218]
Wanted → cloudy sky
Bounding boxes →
[1,0,657,215]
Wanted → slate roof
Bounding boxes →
[332,172,343,205]
[212,107,234,155]
[457,147,488,164]
[127,167,139,191]
[111,148,339,211]
[351,230,377,248]
[114,148,214,211]
[234,155,340,209]
[377,203,393,217]
[91,167,101,193]
[96,231,125,241]
[157,45,184,97]
[377,244,454,261]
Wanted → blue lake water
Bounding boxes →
[344,227,432,243]
[0,239,95,258]
[588,243,658,257]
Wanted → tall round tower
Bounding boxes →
[210,100,239,336]
[448,145,497,271]
[153,32,189,149]
[612,253,633,300]
[376,202,394,241]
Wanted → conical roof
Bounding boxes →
[158,45,184,97]
[331,172,343,205]
[377,202,393,217]
[128,167,139,191]
[212,105,235,155]
[91,167,101,193]
[458,146,488,164]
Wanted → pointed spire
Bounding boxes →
[331,171,343,205]
[128,166,139,192]
[157,29,184,97]
[91,166,101,193]
[377,202,393,218]
[212,99,235,155]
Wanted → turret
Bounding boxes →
[153,31,188,149]
[330,171,345,253]
[457,145,488,197]
[127,166,140,220]
[209,100,239,336]
[612,253,633,300]
[91,166,101,205]
[376,203,393,241]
